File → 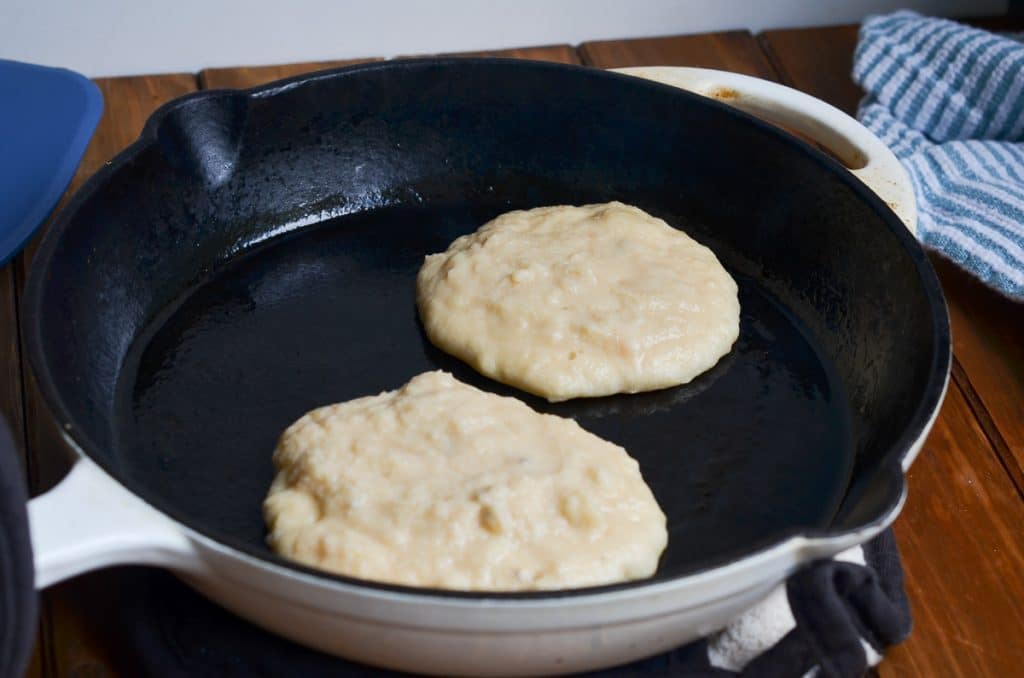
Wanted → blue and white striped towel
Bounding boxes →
[854,11,1024,300]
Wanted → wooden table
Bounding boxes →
[12,21,1024,678]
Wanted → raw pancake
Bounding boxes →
[416,202,740,401]
[263,371,667,591]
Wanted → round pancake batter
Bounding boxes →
[263,371,667,591]
[416,202,740,401]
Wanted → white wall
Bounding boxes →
[0,0,1008,78]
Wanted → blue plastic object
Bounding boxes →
[0,60,102,266]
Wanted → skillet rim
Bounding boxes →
[22,57,952,601]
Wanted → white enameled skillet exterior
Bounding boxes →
[26,68,944,676]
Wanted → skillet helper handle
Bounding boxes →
[28,455,195,588]
[612,66,917,234]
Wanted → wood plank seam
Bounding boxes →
[38,605,55,678]
[755,33,794,89]
[199,47,578,91]
[952,357,1024,500]
[757,31,1024,502]
[4,255,50,678]
[17,185,57,678]
[0,263,29,474]
[12,258,36,490]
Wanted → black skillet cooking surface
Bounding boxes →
[26,59,948,594]
[118,211,852,576]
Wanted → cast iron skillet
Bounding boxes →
[23,58,949,671]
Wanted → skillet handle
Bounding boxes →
[28,455,196,588]
[612,66,917,234]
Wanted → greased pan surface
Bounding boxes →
[25,59,948,598]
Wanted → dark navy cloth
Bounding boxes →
[0,418,37,678]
